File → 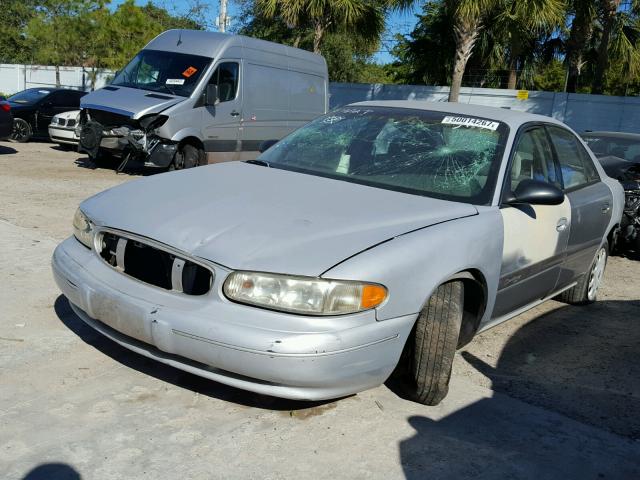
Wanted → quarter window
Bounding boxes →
[508,127,560,193]
[208,62,239,103]
[547,126,600,190]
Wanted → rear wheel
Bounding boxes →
[556,241,608,305]
[11,118,32,143]
[400,281,464,406]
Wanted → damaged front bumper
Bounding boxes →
[52,236,415,401]
[79,115,177,168]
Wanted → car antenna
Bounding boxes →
[177,30,183,46]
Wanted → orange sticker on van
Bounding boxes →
[182,66,198,78]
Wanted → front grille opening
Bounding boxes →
[98,232,213,295]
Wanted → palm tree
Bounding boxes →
[445,0,495,102]
[256,0,385,54]
[592,0,621,93]
[564,0,596,92]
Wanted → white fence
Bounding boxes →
[329,83,640,134]
[1,63,638,134]
[0,64,114,95]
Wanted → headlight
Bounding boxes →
[73,208,94,248]
[223,271,387,316]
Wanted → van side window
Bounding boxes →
[547,126,600,190]
[208,62,239,102]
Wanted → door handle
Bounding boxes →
[601,203,611,214]
[230,110,240,117]
[556,217,569,232]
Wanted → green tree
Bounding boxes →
[564,0,596,92]
[0,0,38,63]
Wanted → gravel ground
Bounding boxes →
[1,141,639,479]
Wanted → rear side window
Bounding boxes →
[547,126,599,190]
[208,62,239,103]
[508,127,560,193]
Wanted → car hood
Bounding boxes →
[80,86,184,119]
[81,162,478,276]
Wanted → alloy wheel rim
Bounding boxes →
[12,121,28,141]
[587,247,607,301]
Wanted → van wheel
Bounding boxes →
[11,118,32,143]
[555,241,608,305]
[401,281,464,406]
[177,144,204,169]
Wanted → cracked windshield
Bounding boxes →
[260,107,509,204]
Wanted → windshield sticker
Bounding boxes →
[182,66,198,78]
[442,116,500,131]
[323,115,345,124]
[340,108,374,116]
[166,78,185,85]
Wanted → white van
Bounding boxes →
[78,30,328,169]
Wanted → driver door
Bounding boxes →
[492,125,571,319]
[201,61,242,162]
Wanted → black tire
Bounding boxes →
[90,149,114,168]
[555,241,608,305]
[404,281,464,406]
[175,144,205,169]
[10,118,32,143]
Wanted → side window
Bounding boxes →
[47,92,65,107]
[208,62,239,102]
[548,126,600,190]
[508,127,559,193]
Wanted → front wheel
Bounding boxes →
[399,281,464,406]
[11,118,32,143]
[174,144,205,169]
[556,241,608,305]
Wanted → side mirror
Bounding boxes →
[505,179,564,206]
[205,84,219,106]
[259,139,278,153]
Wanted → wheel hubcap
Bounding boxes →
[587,247,607,301]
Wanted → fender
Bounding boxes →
[322,207,503,325]
[169,127,205,144]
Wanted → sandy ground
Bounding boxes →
[1,141,639,479]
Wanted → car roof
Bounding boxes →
[348,100,567,129]
[581,131,640,140]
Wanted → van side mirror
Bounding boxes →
[505,179,565,206]
[205,84,219,106]
[259,139,278,153]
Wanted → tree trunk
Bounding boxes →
[313,20,325,54]
[565,1,595,93]
[507,56,518,90]
[293,34,302,49]
[55,65,61,87]
[449,18,480,103]
[593,0,620,94]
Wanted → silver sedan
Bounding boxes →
[52,102,623,404]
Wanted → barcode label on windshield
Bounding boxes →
[442,116,500,131]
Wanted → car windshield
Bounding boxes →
[8,88,52,104]
[111,49,211,97]
[259,107,509,204]
[582,135,640,164]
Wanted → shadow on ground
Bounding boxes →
[399,299,640,479]
[21,463,81,480]
[54,295,337,411]
[0,144,17,154]
[73,156,153,176]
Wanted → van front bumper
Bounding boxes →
[52,236,416,401]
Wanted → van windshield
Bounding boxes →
[258,107,509,205]
[111,49,211,97]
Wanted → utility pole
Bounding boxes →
[217,0,229,33]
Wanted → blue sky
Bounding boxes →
[112,0,420,64]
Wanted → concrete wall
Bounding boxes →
[329,83,640,134]
[0,64,114,95]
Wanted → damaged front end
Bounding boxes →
[78,109,177,169]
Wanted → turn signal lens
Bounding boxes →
[361,285,388,309]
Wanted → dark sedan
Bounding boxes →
[0,97,12,140]
[8,88,86,142]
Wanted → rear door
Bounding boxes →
[547,126,613,288]
[492,125,570,319]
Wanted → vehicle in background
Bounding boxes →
[78,29,328,170]
[49,110,81,148]
[7,88,87,143]
[0,98,12,140]
[582,131,640,253]
[53,102,623,405]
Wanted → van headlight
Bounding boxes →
[223,271,387,316]
[73,208,94,248]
